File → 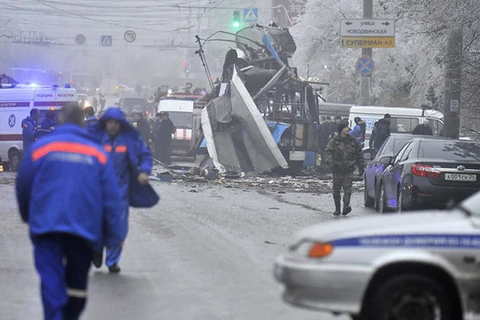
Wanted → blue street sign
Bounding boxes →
[243,8,258,22]
[100,35,112,47]
[357,56,374,76]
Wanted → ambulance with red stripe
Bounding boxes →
[0,84,77,170]
[157,93,202,158]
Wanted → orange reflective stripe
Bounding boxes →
[115,145,127,153]
[104,145,112,152]
[32,142,107,164]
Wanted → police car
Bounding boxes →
[0,83,77,171]
[274,191,480,320]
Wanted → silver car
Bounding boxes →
[274,191,480,320]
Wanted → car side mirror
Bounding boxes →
[363,150,373,160]
[380,156,393,165]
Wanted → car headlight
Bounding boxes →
[290,240,334,258]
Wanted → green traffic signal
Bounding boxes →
[232,9,241,29]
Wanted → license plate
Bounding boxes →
[445,173,477,182]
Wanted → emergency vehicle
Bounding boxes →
[0,84,77,171]
[157,92,203,159]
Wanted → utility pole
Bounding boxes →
[360,0,373,106]
[443,0,463,139]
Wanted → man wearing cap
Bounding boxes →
[325,122,364,216]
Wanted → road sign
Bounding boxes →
[100,35,112,47]
[124,30,136,43]
[357,56,375,77]
[243,8,258,22]
[340,19,395,37]
[75,34,86,45]
[342,37,395,48]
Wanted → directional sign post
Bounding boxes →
[124,30,136,43]
[100,35,112,47]
[340,19,395,48]
[243,8,258,22]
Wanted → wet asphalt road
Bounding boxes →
[0,171,376,320]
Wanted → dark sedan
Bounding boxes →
[378,138,480,213]
[363,134,442,210]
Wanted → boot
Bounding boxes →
[92,250,103,268]
[333,196,341,216]
[342,203,352,216]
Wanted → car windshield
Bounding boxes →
[168,112,192,129]
[418,140,480,161]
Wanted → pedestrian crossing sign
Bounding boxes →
[100,35,112,47]
[243,8,258,22]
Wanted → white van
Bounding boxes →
[157,93,202,157]
[0,84,77,170]
[349,106,444,146]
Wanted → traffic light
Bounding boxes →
[182,61,190,73]
[232,10,241,29]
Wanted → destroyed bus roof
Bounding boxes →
[160,93,202,101]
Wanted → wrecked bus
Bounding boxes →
[196,24,319,174]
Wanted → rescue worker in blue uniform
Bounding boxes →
[16,102,124,320]
[92,107,159,273]
[36,110,56,139]
[21,108,39,150]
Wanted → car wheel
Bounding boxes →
[378,183,388,214]
[364,179,375,208]
[8,149,21,172]
[368,274,454,320]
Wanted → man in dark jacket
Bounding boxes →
[374,113,391,150]
[92,107,158,273]
[36,110,56,139]
[325,123,364,216]
[16,102,123,320]
[412,119,433,135]
[21,108,39,150]
[84,106,98,134]
[153,112,176,165]
[132,111,152,147]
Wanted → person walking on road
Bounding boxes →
[92,107,159,273]
[325,123,364,216]
[84,106,98,134]
[373,113,391,150]
[21,108,39,150]
[36,110,56,139]
[16,102,124,320]
[153,111,176,165]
